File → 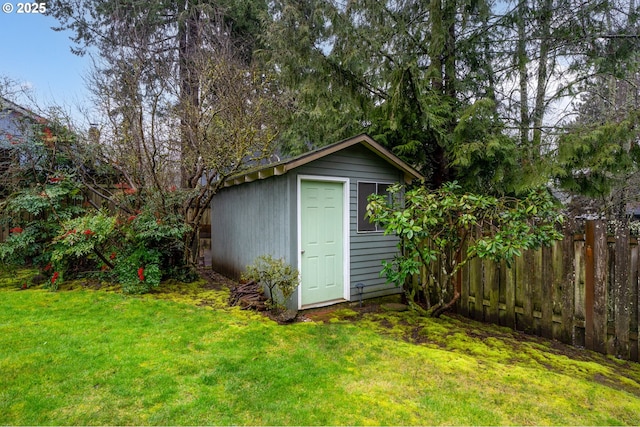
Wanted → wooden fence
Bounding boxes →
[454,220,639,361]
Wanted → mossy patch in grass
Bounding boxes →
[143,278,231,310]
[0,267,40,289]
[2,269,640,425]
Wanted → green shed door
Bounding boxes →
[300,179,346,307]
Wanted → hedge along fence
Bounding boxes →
[0,190,212,263]
[448,220,639,361]
[1,204,213,257]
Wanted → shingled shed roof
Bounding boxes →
[223,133,424,188]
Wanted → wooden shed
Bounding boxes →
[210,134,423,310]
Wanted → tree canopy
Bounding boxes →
[47,0,640,199]
[2,0,638,291]
[262,0,640,196]
[46,0,288,266]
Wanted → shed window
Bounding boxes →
[358,182,391,232]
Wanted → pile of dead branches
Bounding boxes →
[229,280,268,311]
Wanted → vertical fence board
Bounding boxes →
[520,250,534,333]
[514,253,525,330]
[552,240,564,340]
[498,259,507,326]
[561,230,576,345]
[574,238,587,347]
[486,260,499,324]
[584,221,595,349]
[607,241,616,355]
[632,241,639,362]
[482,259,491,320]
[470,256,483,320]
[614,222,630,359]
[505,261,516,329]
[455,245,463,315]
[533,248,543,335]
[541,245,553,339]
[459,244,470,318]
[593,221,608,354]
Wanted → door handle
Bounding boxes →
[301,250,305,254]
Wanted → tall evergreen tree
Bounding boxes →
[47,0,285,265]
[263,0,509,187]
[553,0,640,218]
[263,0,639,194]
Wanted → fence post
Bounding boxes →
[593,220,608,354]
[631,239,639,361]
[614,220,630,359]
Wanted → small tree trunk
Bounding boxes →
[183,224,199,267]
[178,0,202,188]
[517,0,530,153]
[431,290,460,318]
[531,0,553,154]
[430,270,460,317]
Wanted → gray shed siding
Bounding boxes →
[211,174,292,279]
[292,144,402,300]
[211,143,405,307]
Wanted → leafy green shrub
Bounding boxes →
[112,247,163,294]
[243,255,299,311]
[4,198,192,293]
[0,174,85,267]
[367,182,563,317]
[121,210,191,268]
[0,226,40,265]
[0,117,196,293]
[50,210,116,265]
[49,209,189,293]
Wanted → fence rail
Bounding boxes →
[453,220,639,361]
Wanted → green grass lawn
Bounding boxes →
[2,269,640,425]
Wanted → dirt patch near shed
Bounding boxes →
[197,268,236,291]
